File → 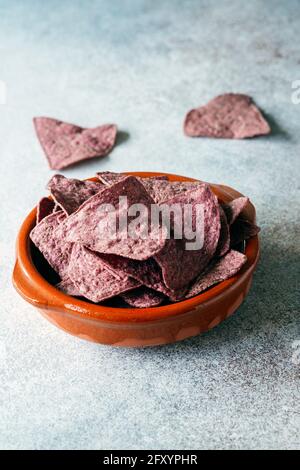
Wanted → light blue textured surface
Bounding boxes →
[0,0,299,450]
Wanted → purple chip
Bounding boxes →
[222,197,249,225]
[47,174,103,215]
[215,205,230,257]
[97,172,168,186]
[96,172,199,204]
[121,287,166,308]
[36,197,56,224]
[54,176,168,261]
[97,253,186,301]
[33,117,117,170]
[67,245,140,303]
[155,184,221,291]
[186,250,247,298]
[184,94,271,139]
[30,211,73,278]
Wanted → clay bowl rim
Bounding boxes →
[13,171,260,323]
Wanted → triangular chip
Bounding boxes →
[97,253,185,301]
[67,245,139,303]
[186,250,247,298]
[97,172,168,186]
[97,171,125,186]
[155,184,221,291]
[34,117,117,170]
[184,94,270,139]
[47,174,103,215]
[54,176,168,261]
[30,211,72,278]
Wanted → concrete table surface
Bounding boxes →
[0,0,299,450]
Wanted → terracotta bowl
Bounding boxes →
[13,172,259,347]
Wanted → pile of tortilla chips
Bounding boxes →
[30,172,260,308]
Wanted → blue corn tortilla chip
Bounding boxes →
[215,205,230,257]
[97,171,200,204]
[30,211,73,279]
[154,184,221,291]
[47,174,103,215]
[121,287,166,308]
[230,217,260,246]
[34,117,117,170]
[184,93,270,139]
[186,250,247,298]
[54,176,168,261]
[67,245,140,303]
[36,197,56,224]
[222,197,249,225]
[97,253,186,301]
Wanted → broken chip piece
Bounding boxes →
[34,117,117,170]
[184,93,270,139]
[215,205,230,257]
